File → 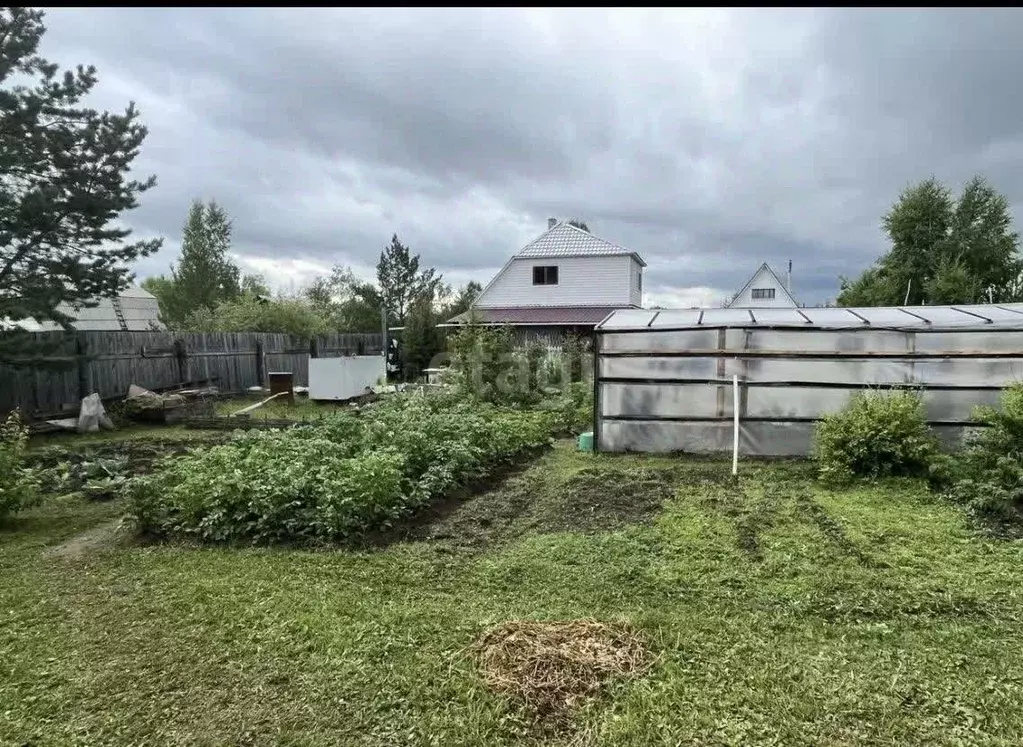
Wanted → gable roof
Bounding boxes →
[725,263,799,307]
[515,222,647,267]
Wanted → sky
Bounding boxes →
[38,7,1023,308]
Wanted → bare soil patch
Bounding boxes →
[399,460,703,550]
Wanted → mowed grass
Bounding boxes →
[3,443,1023,745]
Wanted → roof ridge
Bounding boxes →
[515,222,636,261]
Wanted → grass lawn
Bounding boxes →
[3,441,1023,745]
[213,394,353,421]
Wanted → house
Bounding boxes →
[443,219,646,343]
[725,262,799,308]
[2,285,165,332]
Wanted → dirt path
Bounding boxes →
[44,518,124,560]
[395,454,706,551]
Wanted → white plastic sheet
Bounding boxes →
[77,393,114,433]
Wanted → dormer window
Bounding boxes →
[533,265,559,285]
[752,288,775,300]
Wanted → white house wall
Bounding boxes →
[476,255,634,308]
[730,266,795,308]
[629,260,642,306]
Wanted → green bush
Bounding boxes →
[447,324,591,406]
[812,389,936,482]
[538,381,594,435]
[0,411,39,522]
[944,383,1023,521]
[127,395,557,544]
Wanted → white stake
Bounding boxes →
[732,373,739,476]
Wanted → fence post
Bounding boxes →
[309,336,319,359]
[75,333,90,401]
[255,339,265,386]
[173,338,187,385]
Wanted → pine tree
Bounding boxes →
[0,7,161,364]
[376,234,440,325]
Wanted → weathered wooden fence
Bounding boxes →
[0,331,384,417]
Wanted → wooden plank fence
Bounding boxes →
[0,331,384,417]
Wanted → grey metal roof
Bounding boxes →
[1,286,164,332]
[596,303,1023,331]
[516,222,647,267]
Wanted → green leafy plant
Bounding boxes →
[0,411,39,522]
[127,394,558,544]
[447,323,537,405]
[35,455,131,499]
[942,383,1023,521]
[539,381,594,435]
[813,389,937,483]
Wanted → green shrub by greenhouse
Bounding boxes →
[813,389,936,483]
[943,383,1023,521]
[127,395,557,543]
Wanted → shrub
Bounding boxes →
[944,383,1023,521]
[538,381,594,435]
[127,395,557,544]
[0,410,39,522]
[812,389,936,482]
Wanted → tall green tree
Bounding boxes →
[306,264,382,333]
[376,234,440,325]
[838,175,1022,306]
[179,294,330,338]
[146,199,242,325]
[444,280,482,318]
[0,7,161,364]
[401,292,443,380]
[240,273,271,296]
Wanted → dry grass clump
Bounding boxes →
[472,619,650,718]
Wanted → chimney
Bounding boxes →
[548,217,557,229]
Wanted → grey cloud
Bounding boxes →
[36,8,1023,306]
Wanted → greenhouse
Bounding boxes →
[592,303,1023,456]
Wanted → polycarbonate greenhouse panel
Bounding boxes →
[648,309,703,328]
[598,420,969,455]
[851,307,928,327]
[740,357,1023,386]
[950,305,1023,324]
[598,420,811,455]
[746,308,812,326]
[600,329,721,354]
[599,356,722,381]
[601,382,731,419]
[594,301,1023,456]
[743,329,915,354]
[596,302,1023,332]
[744,386,1002,422]
[598,309,657,329]
[913,330,1023,354]
[598,420,736,453]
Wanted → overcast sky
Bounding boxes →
[39,7,1023,307]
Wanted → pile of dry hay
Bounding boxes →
[472,619,650,718]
